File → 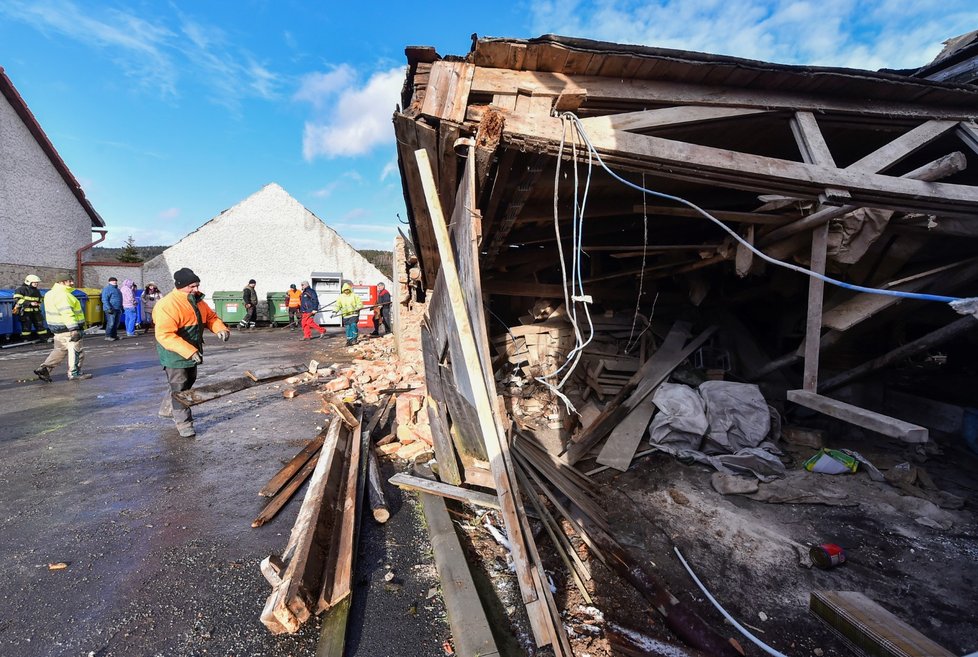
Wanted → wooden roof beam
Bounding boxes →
[501,112,978,217]
[472,68,978,121]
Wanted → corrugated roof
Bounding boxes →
[0,66,105,228]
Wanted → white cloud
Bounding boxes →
[347,235,398,250]
[0,0,178,96]
[380,157,398,181]
[158,207,181,220]
[529,0,976,69]
[0,0,281,109]
[294,66,356,109]
[310,171,364,198]
[298,66,405,160]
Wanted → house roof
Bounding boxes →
[0,66,105,228]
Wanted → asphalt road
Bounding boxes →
[0,327,449,657]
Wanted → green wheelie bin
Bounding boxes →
[266,292,290,327]
[212,291,246,326]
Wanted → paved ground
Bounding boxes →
[0,327,448,657]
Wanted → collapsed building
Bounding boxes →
[388,34,978,656]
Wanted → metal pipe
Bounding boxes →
[75,229,108,287]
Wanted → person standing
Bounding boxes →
[101,277,123,341]
[153,267,229,438]
[12,274,49,341]
[335,283,363,346]
[141,282,162,333]
[121,278,138,337]
[34,274,91,382]
[286,283,302,330]
[240,279,258,330]
[298,281,325,340]
[371,282,392,336]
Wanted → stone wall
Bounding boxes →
[80,263,144,290]
[0,263,75,289]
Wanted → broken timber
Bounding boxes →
[787,390,928,443]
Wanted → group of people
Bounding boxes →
[25,268,395,439]
[100,277,162,340]
[252,279,392,346]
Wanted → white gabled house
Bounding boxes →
[140,183,391,318]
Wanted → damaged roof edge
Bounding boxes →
[0,66,106,228]
[468,34,978,102]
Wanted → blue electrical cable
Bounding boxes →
[560,113,967,306]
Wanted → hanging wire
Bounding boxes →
[559,112,973,307]
[625,172,650,354]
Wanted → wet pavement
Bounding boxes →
[0,327,448,657]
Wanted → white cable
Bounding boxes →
[674,547,791,657]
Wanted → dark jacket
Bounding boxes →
[300,287,320,313]
[376,288,391,307]
[13,284,42,312]
[243,286,258,306]
[101,284,123,312]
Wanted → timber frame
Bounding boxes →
[393,33,978,653]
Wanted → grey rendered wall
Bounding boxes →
[141,183,392,320]
[0,92,93,276]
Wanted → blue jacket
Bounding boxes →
[300,287,320,313]
[101,284,123,312]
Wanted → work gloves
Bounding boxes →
[217,330,231,342]
[190,351,204,365]
[68,330,82,342]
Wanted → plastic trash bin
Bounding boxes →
[0,290,14,340]
[70,289,88,326]
[212,291,246,325]
[266,292,290,327]
[81,287,104,327]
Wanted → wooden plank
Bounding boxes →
[594,395,657,472]
[421,322,463,485]
[790,110,850,203]
[502,112,978,217]
[848,120,959,172]
[389,472,503,509]
[320,410,365,610]
[471,68,978,120]
[174,376,255,407]
[366,450,389,523]
[245,364,307,382]
[252,453,321,529]
[803,223,829,392]
[415,147,562,649]
[810,591,956,657]
[578,106,767,132]
[421,491,501,657]
[566,323,723,465]
[818,316,978,393]
[327,396,360,429]
[786,390,928,443]
[314,596,351,657]
[259,432,327,498]
[260,419,346,633]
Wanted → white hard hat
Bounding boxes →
[25,274,41,284]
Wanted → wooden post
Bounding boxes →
[803,223,829,391]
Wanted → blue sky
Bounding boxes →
[1,1,975,249]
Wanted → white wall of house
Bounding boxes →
[0,91,93,275]
[142,184,391,317]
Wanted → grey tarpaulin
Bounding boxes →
[647,382,786,481]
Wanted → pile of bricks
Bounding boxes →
[319,297,434,462]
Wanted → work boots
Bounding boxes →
[34,366,52,382]
[69,373,93,381]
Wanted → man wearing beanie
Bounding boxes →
[240,278,258,330]
[153,267,230,438]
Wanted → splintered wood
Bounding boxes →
[259,403,362,634]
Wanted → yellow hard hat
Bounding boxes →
[342,283,353,292]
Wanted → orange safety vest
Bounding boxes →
[287,289,302,309]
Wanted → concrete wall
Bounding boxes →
[0,90,94,279]
[81,263,144,290]
[142,183,392,320]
